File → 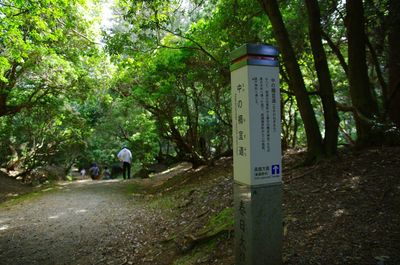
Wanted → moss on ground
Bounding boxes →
[0,186,57,208]
[147,194,176,211]
[172,241,217,265]
[199,207,234,237]
[124,182,147,195]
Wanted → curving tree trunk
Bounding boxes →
[258,0,324,161]
[305,0,340,156]
[346,0,379,144]
[387,0,400,127]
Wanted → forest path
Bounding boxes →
[0,179,170,265]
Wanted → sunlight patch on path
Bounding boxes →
[48,215,60,219]
[58,179,122,187]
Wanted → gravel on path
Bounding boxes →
[0,179,167,265]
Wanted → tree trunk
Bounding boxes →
[387,0,400,127]
[305,0,340,156]
[366,38,387,112]
[258,0,324,161]
[346,0,379,144]
[321,31,348,76]
[165,116,205,167]
[0,92,7,117]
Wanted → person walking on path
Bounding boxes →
[103,166,111,180]
[80,168,86,178]
[89,163,100,180]
[117,146,132,179]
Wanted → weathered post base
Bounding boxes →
[234,182,283,265]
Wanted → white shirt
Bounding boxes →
[117,148,132,164]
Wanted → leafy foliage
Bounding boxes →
[1,0,398,180]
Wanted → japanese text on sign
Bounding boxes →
[234,83,247,158]
[231,65,281,186]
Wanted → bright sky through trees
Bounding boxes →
[100,0,115,30]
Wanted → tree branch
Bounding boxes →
[56,18,100,45]
[335,101,374,125]
[281,88,319,96]
[156,24,225,69]
[321,30,348,75]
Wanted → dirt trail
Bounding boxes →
[0,179,169,265]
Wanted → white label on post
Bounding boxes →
[232,64,281,186]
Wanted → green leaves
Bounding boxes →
[0,0,114,172]
[0,57,11,82]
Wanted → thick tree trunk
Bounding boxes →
[259,0,324,161]
[346,0,379,144]
[305,0,340,156]
[387,0,400,127]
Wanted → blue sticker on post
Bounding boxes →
[271,164,280,175]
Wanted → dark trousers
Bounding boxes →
[122,162,131,179]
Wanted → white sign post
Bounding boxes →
[231,44,282,265]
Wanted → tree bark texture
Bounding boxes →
[258,0,324,161]
[346,0,379,143]
[305,0,340,156]
[388,0,400,127]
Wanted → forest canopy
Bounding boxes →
[0,0,399,180]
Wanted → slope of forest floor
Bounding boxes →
[281,146,400,265]
[0,145,399,265]
[130,145,400,265]
[0,170,37,203]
